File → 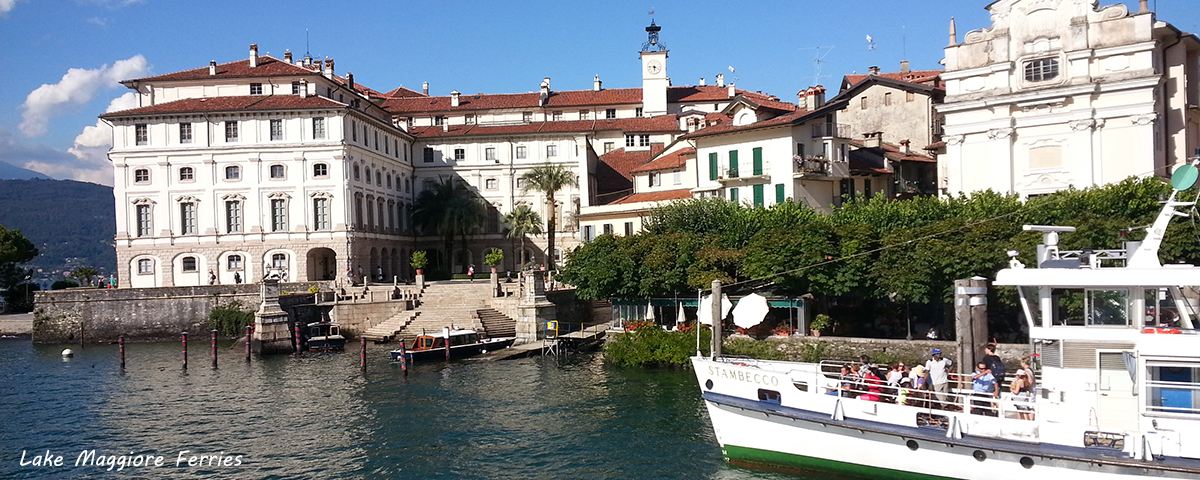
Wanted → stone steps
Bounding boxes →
[476,308,516,338]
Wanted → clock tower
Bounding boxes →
[640,21,668,117]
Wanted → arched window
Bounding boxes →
[375,170,382,185]
[181,256,197,272]
[272,253,287,269]
[353,164,361,181]
[134,168,150,183]
[225,166,241,180]
[179,167,194,181]
[137,258,153,274]
[1024,58,1059,83]
[269,164,285,179]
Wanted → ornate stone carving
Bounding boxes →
[175,195,200,203]
[221,193,245,201]
[131,197,156,205]
[1069,119,1097,131]
[987,128,1015,140]
[309,191,333,199]
[945,135,965,146]
[266,191,292,199]
[1131,113,1157,126]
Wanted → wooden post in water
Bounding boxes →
[211,329,218,368]
[118,335,125,370]
[181,332,188,370]
[444,327,451,360]
[711,280,722,359]
[398,339,407,375]
[954,277,990,387]
[294,322,302,353]
[245,325,251,362]
[360,337,367,371]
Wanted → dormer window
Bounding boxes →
[1024,58,1059,83]
[250,83,263,95]
[434,115,445,126]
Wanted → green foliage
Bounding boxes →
[412,176,486,271]
[485,248,503,266]
[809,314,831,331]
[307,285,321,294]
[410,250,428,270]
[70,266,100,286]
[208,301,255,336]
[603,327,710,367]
[520,163,577,268]
[3,282,40,312]
[0,180,115,279]
[723,337,787,360]
[795,341,829,363]
[51,279,79,290]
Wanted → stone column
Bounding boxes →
[516,270,555,345]
[253,278,295,355]
[490,267,500,297]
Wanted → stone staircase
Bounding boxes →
[362,310,420,342]
[384,281,508,344]
[476,308,516,338]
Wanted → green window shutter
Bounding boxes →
[753,184,764,207]
[709,153,718,180]
[730,187,739,203]
[776,183,785,204]
[729,150,739,177]
[752,147,763,175]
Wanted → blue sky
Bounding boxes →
[0,0,1187,185]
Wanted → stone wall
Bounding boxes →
[33,283,324,343]
[756,335,1031,371]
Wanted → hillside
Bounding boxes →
[0,179,116,283]
[0,161,53,180]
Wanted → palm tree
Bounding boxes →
[503,205,543,268]
[412,176,484,272]
[519,163,577,268]
[71,266,100,286]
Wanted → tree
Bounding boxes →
[0,226,38,312]
[503,204,543,267]
[519,163,577,268]
[71,266,100,286]
[412,176,484,272]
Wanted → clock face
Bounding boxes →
[646,60,662,75]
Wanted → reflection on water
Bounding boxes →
[1,340,818,479]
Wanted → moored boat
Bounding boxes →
[389,327,514,362]
[692,162,1200,478]
[305,321,346,351]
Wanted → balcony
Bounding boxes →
[793,155,848,179]
[811,122,850,139]
[717,162,770,184]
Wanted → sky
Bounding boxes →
[0,0,1191,186]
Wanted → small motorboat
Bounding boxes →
[305,321,346,351]
[390,327,514,363]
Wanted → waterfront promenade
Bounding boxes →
[0,313,32,336]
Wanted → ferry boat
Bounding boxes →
[389,327,514,363]
[304,321,346,351]
[691,164,1200,479]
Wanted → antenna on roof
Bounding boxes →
[866,35,876,51]
[305,29,312,58]
[798,46,835,87]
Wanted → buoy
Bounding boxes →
[62,349,74,357]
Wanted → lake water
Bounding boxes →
[0,339,823,479]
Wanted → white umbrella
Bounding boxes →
[698,294,733,325]
[731,293,770,329]
[676,302,687,325]
[645,300,655,321]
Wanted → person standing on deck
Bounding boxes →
[925,348,953,409]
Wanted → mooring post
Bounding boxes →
[181,332,188,370]
[360,337,367,371]
[398,339,407,374]
[444,327,451,360]
[245,325,251,362]
[294,322,302,354]
[118,335,125,370]
[211,329,218,368]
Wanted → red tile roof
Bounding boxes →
[630,147,694,173]
[408,115,681,139]
[680,108,810,140]
[842,69,944,90]
[847,140,937,163]
[132,55,319,82]
[609,189,693,205]
[598,144,666,182]
[383,85,793,115]
[383,86,429,98]
[100,95,345,118]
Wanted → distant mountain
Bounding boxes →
[0,179,116,283]
[0,161,53,180]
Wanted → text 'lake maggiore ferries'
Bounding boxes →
[692,162,1200,479]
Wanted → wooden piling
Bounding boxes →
[210,329,218,368]
[711,280,722,358]
[398,339,407,375]
[118,335,125,370]
[294,322,302,353]
[360,337,366,371]
[245,325,251,362]
[181,332,188,370]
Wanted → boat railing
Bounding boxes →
[816,368,1039,421]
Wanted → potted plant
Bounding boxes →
[809,314,831,337]
[485,248,503,273]
[410,250,428,276]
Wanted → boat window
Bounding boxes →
[1144,288,1186,328]
[433,338,445,349]
[757,389,781,405]
[1087,289,1130,327]
[1146,363,1200,416]
[1051,288,1085,326]
[466,334,478,344]
[1018,286,1042,328]
[792,381,808,392]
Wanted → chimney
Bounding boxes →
[442,121,449,133]
[347,73,354,90]
[594,75,602,91]
[1138,0,1148,13]
[864,132,882,149]
[299,79,308,98]
[900,60,910,74]
[797,90,807,110]
[900,139,911,155]
[949,17,957,47]
[249,44,258,68]
[539,78,550,107]
[728,83,736,98]
[304,55,313,68]
[209,60,217,76]
[716,73,725,87]
[813,86,826,108]
[324,59,334,79]
[869,66,880,76]
[699,77,706,86]
[543,77,551,91]
[285,50,292,63]
[422,81,429,95]
[451,90,460,107]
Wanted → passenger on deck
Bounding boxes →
[971,362,998,416]
[907,365,928,408]
[1010,371,1035,420]
[925,349,953,409]
[860,367,884,402]
[838,365,858,398]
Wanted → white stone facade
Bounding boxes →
[937,0,1200,198]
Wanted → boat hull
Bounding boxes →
[389,337,513,362]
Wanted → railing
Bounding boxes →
[811,123,850,139]
[796,158,829,176]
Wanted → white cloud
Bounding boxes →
[19,55,148,137]
[59,92,136,185]
[86,17,108,26]
[0,0,19,15]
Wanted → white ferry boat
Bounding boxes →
[692,164,1200,479]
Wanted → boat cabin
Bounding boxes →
[412,330,480,350]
